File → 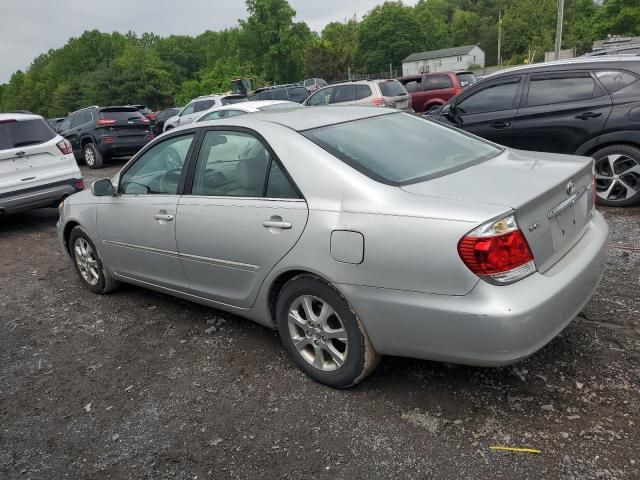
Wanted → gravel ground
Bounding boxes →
[1,162,639,479]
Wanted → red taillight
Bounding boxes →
[372,98,387,107]
[97,118,117,126]
[75,178,84,190]
[102,136,115,143]
[452,87,463,96]
[0,119,17,124]
[57,138,73,154]
[458,214,536,284]
[140,117,150,124]
[148,113,156,120]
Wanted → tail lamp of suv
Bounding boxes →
[457,214,536,284]
[57,138,73,155]
[372,98,387,107]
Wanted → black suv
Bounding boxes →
[431,56,640,206]
[58,106,154,169]
[249,84,310,103]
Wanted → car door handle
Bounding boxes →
[154,214,174,221]
[263,220,292,229]
[490,121,511,129]
[575,112,602,120]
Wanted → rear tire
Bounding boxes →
[593,144,640,207]
[276,274,380,388]
[84,143,104,169]
[69,227,118,294]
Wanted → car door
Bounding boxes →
[441,76,523,147]
[97,131,197,290]
[510,71,613,154]
[176,128,308,308]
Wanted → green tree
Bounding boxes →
[596,0,640,37]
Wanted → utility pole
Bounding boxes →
[554,0,565,60]
[497,10,502,66]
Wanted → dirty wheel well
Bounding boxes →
[267,270,313,324]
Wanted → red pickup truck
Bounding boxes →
[398,71,477,113]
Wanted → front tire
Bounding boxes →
[276,275,379,388]
[84,143,104,169]
[593,144,640,207]
[69,227,118,294]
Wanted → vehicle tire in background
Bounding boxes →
[593,144,640,207]
[84,143,104,169]
[69,227,118,294]
[276,274,380,388]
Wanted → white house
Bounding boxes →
[402,45,485,76]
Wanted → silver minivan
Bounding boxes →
[304,80,413,112]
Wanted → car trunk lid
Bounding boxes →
[378,80,412,111]
[401,148,595,272]
[97,108,152,141]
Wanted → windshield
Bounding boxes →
[0,118,55,150]
[456,73,477,88]
[303,113,500,185]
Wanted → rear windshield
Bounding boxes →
[456,72,477,88]
[379,80,408,97]
[257,103,305,111]
[0,118,55,150]
[221,96,248,106]
[99,110,146,122]
[303,113,500,185]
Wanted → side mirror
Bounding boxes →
[441,104,451,116]
[91,179,115,197]
[443,104,463,124]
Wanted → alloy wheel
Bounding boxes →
[74,238,99,286]
[595,154,640,202]
[287,295,348,371]
[85,147,95,166]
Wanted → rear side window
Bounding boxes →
[456,73,477,88]
[288,87,310,103]
[304,113,500,185]
[456,78,520,114]
[272,89,288,101]
[258,91,273,101]
[424,75,453,90]
[526,73,598,106]
[333,85,355,103]
[595,70,638,93]
[354,85,373,100]
[379,81,407,97]
[0,118,56,150]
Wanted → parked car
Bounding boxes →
[399,71,477,113]
[154,107,180,134]
[130,104,157,131]
[58,106,154,169]
[304,79,413,112]
[46,117,65,131]
[1,112,83,216]
[58,107,607,388]
[298,78,328,92]
[430,56,640,206]
[163,94,248,131]
[248,85,311,104]
[194,100,303,122]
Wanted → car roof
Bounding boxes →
[486,55,640,78]
[200,100,296,115]
[194,105,398,132]
[0,113,44,122]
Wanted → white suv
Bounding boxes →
[0,113,83,217]
[163,94,248,132]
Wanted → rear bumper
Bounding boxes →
[338,210,608,366]
[97,140,149,157]
[0,179,83,215]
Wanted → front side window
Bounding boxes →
[304,113,500,185]
[456,78,520,114]
[119,134,194,195]
[308,87,334,106]
[59,117,72,132]
[526,73,598,106]
[273,89,288,101]
[192,130,298,198]
[259,91,274,101]
[193,100,215,113]
[181,103,196,116]
[69,113,84,128]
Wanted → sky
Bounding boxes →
[0,0,419,84]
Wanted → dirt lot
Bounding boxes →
[1,162,640,479]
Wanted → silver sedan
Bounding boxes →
[57,107,608,388]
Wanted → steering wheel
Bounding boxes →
[159,168,183,194]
